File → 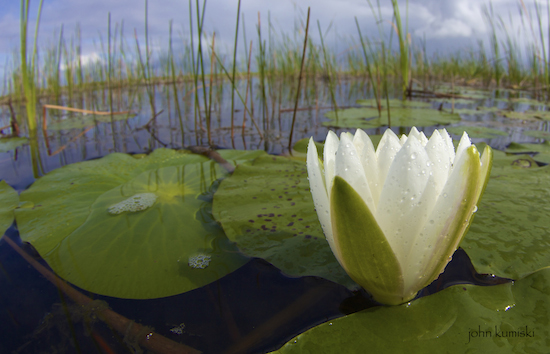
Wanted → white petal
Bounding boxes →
[323,130,339,196]
[454,132,471,165]
[376,136,434,265]
[408,127,429,146]
[407,144,479,293]
[335,133,376,212]
[439,128,456,163]
[353,129,380,205]
[425,130,452,196]
[307,138,336,254]
[376,129,402,190]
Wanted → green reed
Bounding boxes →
[19,0,44,132]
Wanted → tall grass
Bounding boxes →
[391,0,411,97]
[19,0,44,132]
[8,0,550,133]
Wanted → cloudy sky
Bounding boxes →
[0,0,545,75]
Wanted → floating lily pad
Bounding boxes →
[356,98,432,108]
[324,107,460,129]
[502,110,550,121]
[505,141,550,164]
[446,126,508,139]
[0,137,28,153]
[291,138,323,161]
[522,130,550,140]
[15,148,265,299]
[454,106,501,116]
[47,112,135,130]
[212,155,357,289]
[272,267,550,353]
[462,148,550,279]
[0,180,18,235]
[507,97,548,106]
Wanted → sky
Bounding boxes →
[0,0,546,76]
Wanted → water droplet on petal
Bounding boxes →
[443,193,448,198]
[411,152,417,160]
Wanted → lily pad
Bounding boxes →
[502,110,550,121]
[522,130,550,140]
[15,148,265,299]
[507,97,548,106]
[505,141,550,164]
[272,267,550,353]
[324,107,460,129]
[0,137,29,153]
[446,126,508,139]
[356,98,432,108]
[212,155,357,289]
[291,138,323,161]
[462,148,550,279]
[0,180,18,235]
[454,106,501,116]
[47,112,136,130]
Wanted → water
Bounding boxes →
[0,79,527,353]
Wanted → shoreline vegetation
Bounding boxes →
[2,0,550,137]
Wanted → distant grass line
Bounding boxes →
[4,1,550,107]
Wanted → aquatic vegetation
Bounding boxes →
[14,148,265,298]
[273,268,550,353]
[445,126,508,139]
[1,0,550,350]
[0,181,19,235]
[212,155,356,289]
[324,106,460,129]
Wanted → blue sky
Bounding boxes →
[0,0,546,76]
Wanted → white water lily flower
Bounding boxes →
[306,127,492,305]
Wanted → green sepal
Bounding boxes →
[331,176,405,305]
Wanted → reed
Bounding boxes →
[7,0,550,130]
[390,0,410,97]
[19,0,44,132]
[317,20,338,120]
[230,0,242,144]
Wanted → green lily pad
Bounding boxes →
[356,98,432,108]
[0,180,18,235]
[454,106,501,116]
[522,130,550,140]
[15,148,265,299]
[324,107,460,129]
[446,126,508,139]
[212,155,357,289]
[0,137,29,153]
[461,149,550,279]
[502,110,550,121]
[272,267,550,353]
[505,141,550,164]
[291,138,323,161]
[47,112,136,130]
[507,97,548,106]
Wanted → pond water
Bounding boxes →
[0,78,549,353]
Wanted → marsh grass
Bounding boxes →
[19,0,44,132]
[7,0,550,143]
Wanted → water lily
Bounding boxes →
[306,127,492,305]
